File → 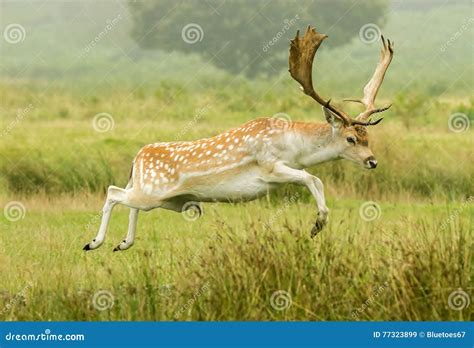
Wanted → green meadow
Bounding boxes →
[0,1,472,321]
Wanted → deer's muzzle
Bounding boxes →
[365,156,377,169]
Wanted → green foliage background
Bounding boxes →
[0,0,472,322]
[128,0,389,75]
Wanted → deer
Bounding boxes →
[83,26,394,252]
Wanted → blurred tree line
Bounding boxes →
[128,0,389,76]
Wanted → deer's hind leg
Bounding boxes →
[112,208,139,252]
[83,185,131,251]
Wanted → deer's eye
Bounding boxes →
[346,136,356,145]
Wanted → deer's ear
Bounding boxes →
[322,107,344,129]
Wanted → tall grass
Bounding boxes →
[0,200,471,321]
[0,0,472,324]
[0,85,471,322]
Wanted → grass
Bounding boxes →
[0,78,472,321]
[0,0,472,321]
[0,81,472,321]
[0,82,472,199]
[0,195,472,321]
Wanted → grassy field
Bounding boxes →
[0,82,473,198]
[0,0,472,322]
[0,85,472,321]
[0,195,472,321]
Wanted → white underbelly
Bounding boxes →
[185,166,275,202]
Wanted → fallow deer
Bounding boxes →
[83,26,394,251]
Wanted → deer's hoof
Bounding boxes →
[311,220,325,238]
[113,240,132,252]
[83,239,102,251]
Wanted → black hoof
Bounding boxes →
[83,243,91,251]
[310,223,323,238]
[113,246,120,252]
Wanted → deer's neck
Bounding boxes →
[288,122,341,168]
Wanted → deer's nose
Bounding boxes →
[366,157,377,169]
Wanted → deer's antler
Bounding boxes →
[289,26,393,127]
[350,36,394,121]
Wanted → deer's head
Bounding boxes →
[321,107,376,169]
[289,26,394,169]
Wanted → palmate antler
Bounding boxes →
[289,26,394,127]
[346,36,394,121]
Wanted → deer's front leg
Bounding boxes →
[309,175,329,237]
[264,162,329,237]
